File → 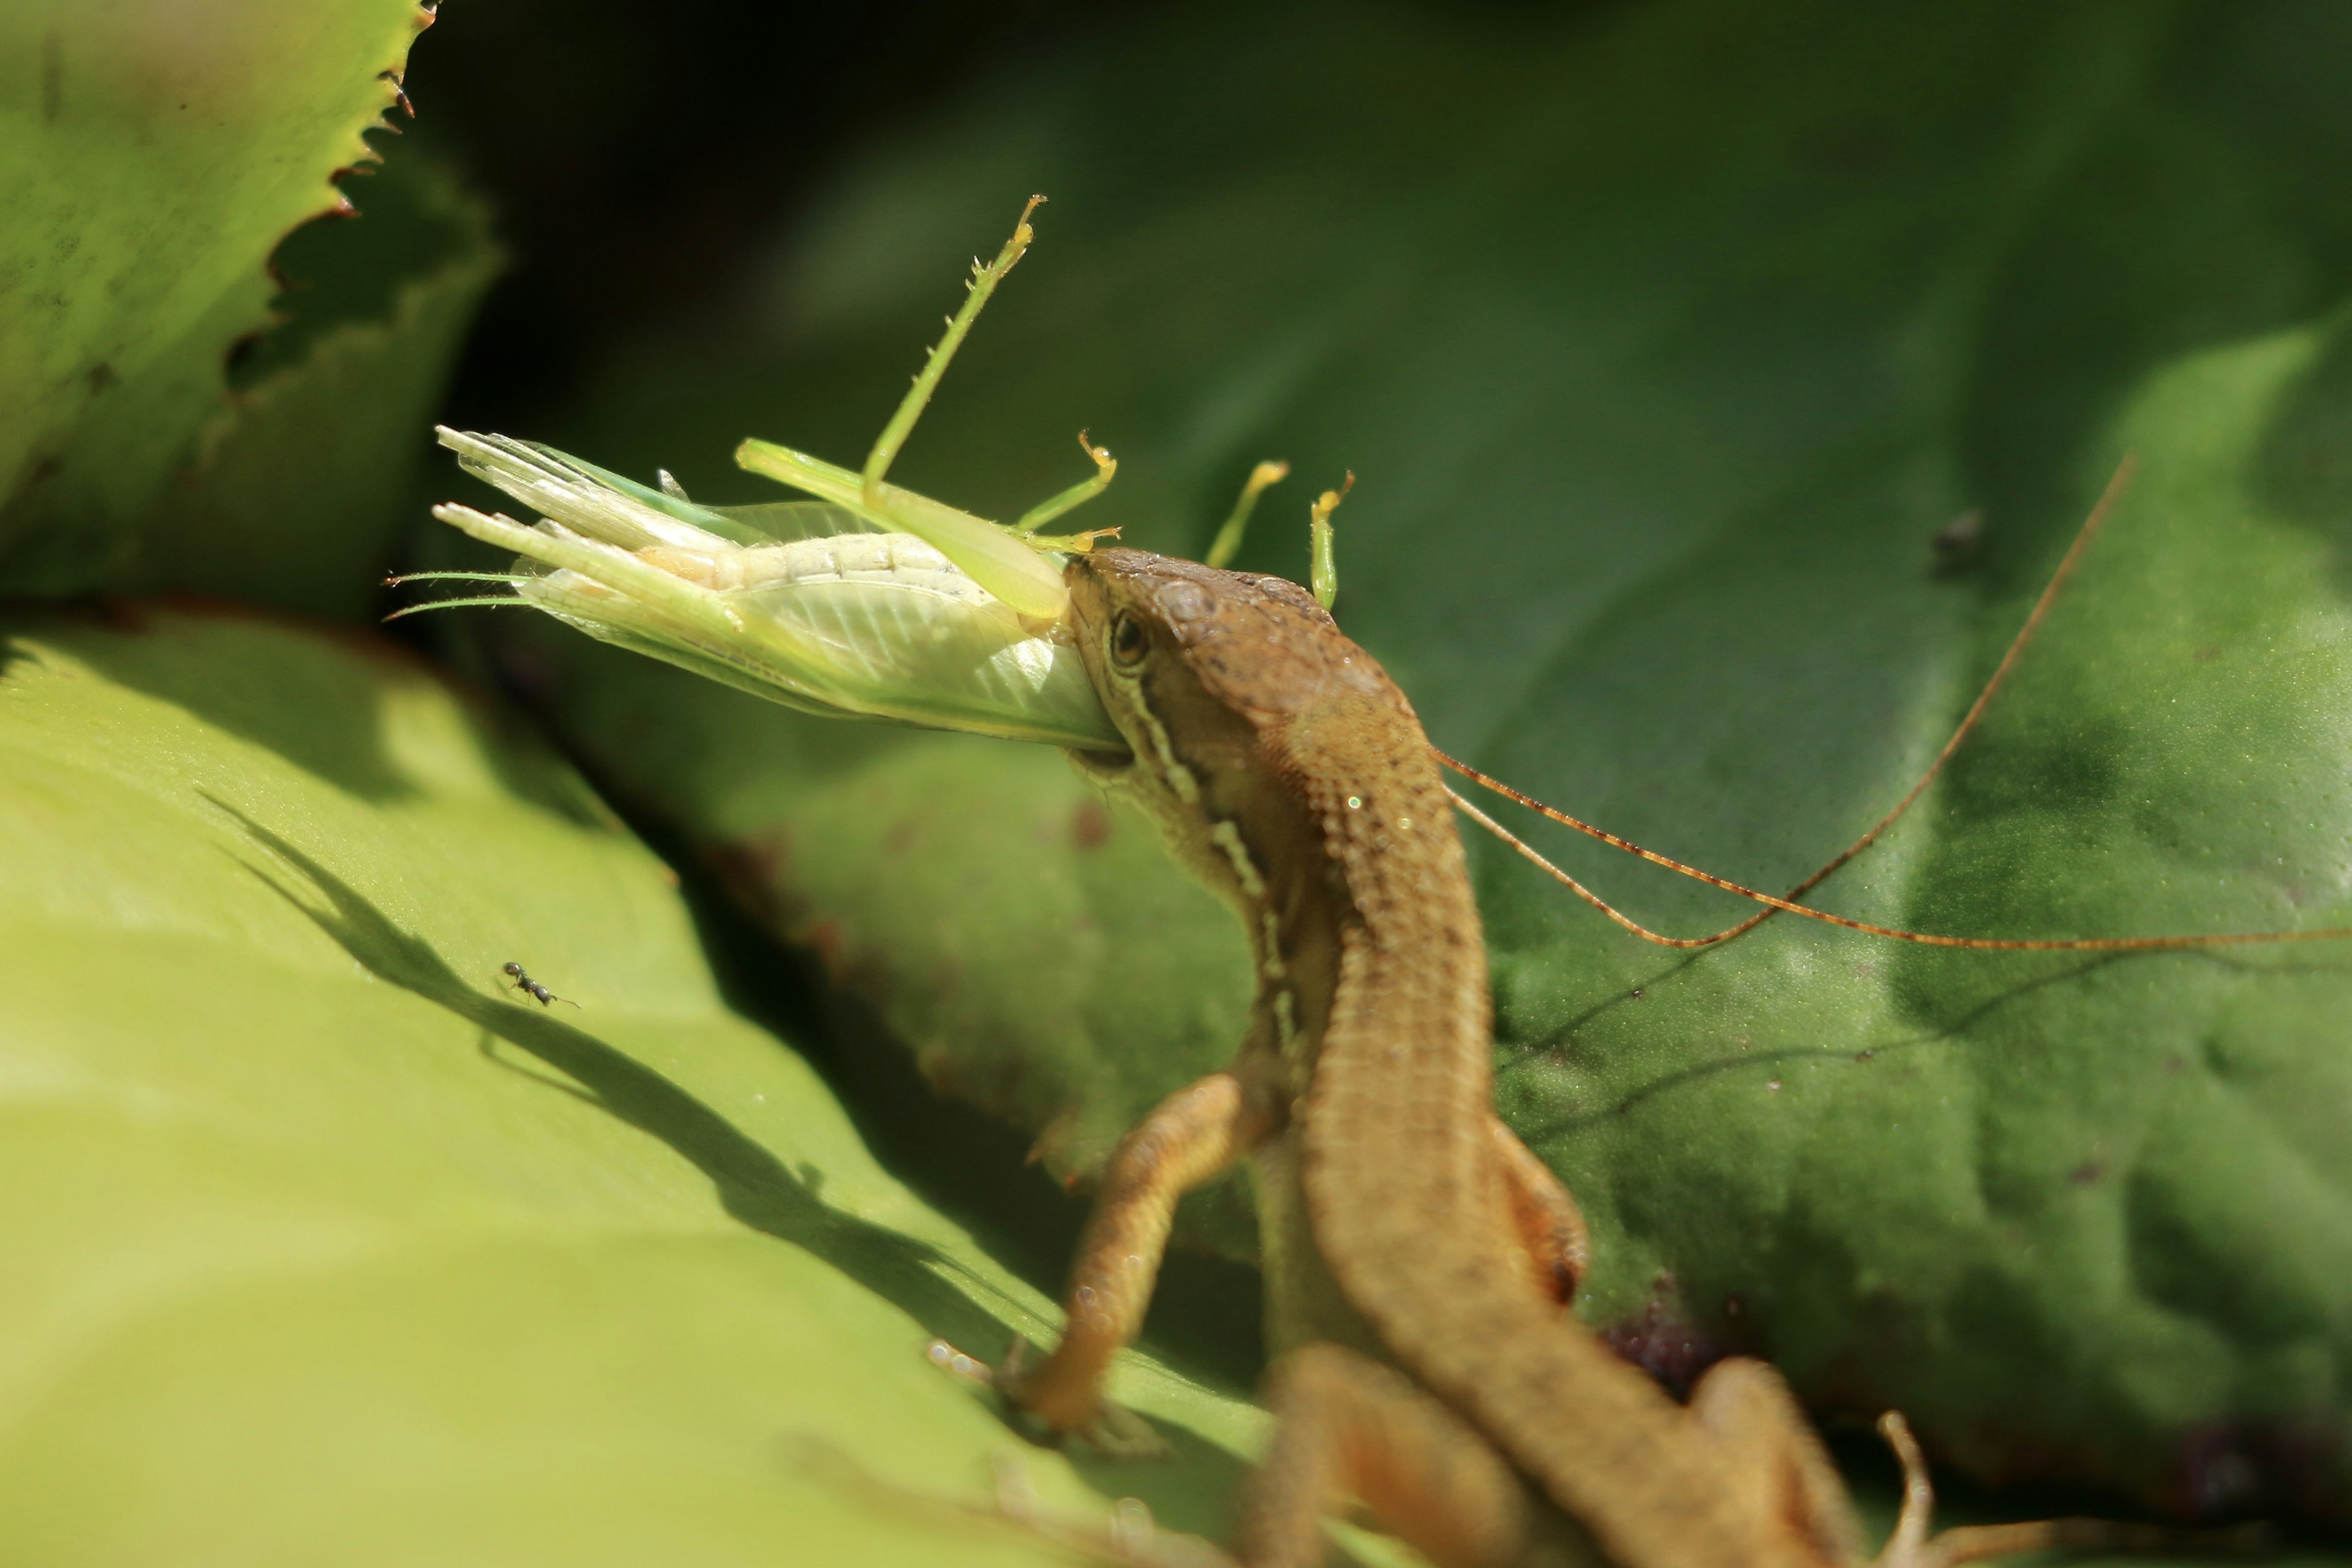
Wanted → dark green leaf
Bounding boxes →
[488,0,2352,1524]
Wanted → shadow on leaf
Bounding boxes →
[206,794,1017,1370]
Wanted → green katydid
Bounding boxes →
[414,195,1148,753]
[423,425,1120,750]
[413,194,2352,959]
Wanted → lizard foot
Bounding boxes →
[997,1336,1175,1460]
[929,1336,1174,1460]
[1067,1402,1175,1461]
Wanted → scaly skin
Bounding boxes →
[1036,549,1809,1566]
[998,546,2137,1568]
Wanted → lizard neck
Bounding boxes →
[1268,684,1518,1328]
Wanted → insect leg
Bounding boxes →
[1308,475,1351,611]
[862,195,1045,503]
[1012,430,1120,538]
[733,439,1071,619]
[731,198,1074,617]
[1202,461,1291,569]
[1863,1413,2268,1568]
[1432,457,2190,951]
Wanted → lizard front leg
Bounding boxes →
[998,1070,1273,1441]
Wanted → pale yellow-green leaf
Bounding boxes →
[0,607,1261,1563]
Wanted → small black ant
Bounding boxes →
[502,962,579,1008]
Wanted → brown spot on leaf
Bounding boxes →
[1602,1280,1727,1397]
[802,919,843,975]
[1071,799,1112,850]
[2165,1417,2344,1525]
[701,832,794,927]
[89,597,166,633]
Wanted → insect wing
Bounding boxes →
[540,450,881,548]
[440,429,717,554]
[734,437,1069,621]
[707,500,878,543]
[733,564,1115,748]
[526,443,761,540]
[519,571,873,722]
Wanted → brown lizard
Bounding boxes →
[978,544,2197,1568]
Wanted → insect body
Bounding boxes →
[501,961,577,1009]
[413,428,1117,750]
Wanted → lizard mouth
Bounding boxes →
[1063,742,1138,783]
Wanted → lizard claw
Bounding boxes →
[1002,1343,1172,1461]
[929,1336,1172,1460]
[1069,1402,1174,1461]
[925,1336,999,1388]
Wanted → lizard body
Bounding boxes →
[1001,546,2100,1568]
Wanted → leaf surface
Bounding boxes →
[477,0,2352,1524]
[127,146,503,618]
[0,0,436,594]
[0,608,1264,1563]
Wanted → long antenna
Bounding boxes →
[1441,457,2352,952]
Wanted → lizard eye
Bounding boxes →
[1109,611,1148,668]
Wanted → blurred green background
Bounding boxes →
[4,1,2350,1561]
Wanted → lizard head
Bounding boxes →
[1063,546,1379,765]
[1060,546,1407,909]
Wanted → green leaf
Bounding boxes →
[0,607,1265,1562]
[488,639,1259,1253]
[130,145,502,617]
[0,0,435,595]
[484,0,2352,1525]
